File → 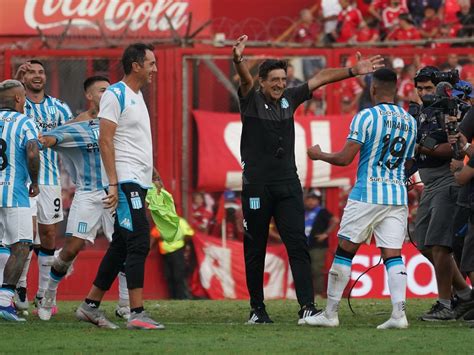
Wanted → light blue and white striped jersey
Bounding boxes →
[24,95,72,186]
[44,119,105,192]
[0,109,39,208]
[348,103,417,206]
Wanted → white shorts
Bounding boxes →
[338,200,408,249]
[37,185,63,225]
[0,208,33,245]
[66,190,115,243]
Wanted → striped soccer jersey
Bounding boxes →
[44,119,105,191]
[348,103,417,206]
[24,95,72,186]
[0,109,39,207]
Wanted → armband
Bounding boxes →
[348,67,356,77]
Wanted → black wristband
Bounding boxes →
[108,183,118,186]
[348,67,356,77]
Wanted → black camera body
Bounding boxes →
[431,69,460,86]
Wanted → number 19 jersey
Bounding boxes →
[348,103,417,206]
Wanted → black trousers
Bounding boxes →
[163,247,189,299]
[93,183,150,291]
[242,181,314,309]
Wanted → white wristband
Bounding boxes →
[463,143,471,152]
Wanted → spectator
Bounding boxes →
[353,19,380,43]
[339,56,363,114]
[420,6,442,38]
[191,192,213,233]
[294,8,321,44]
[334,0,363,43]
[304,98,326,115]
[386,13,422,46]
[444,0,462,24]
[392,57,405,78]
[397,64,417,110]
[286,63,304,88]
[431,23,458,48]
[321,0,342,37]
[304,189,339,297]
[406,0,442,25]
[457,0,474,38]
[223,190,244,241]
[382,0,409,35]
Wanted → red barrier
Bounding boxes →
[191,233,437,299]
[26,249,169,301]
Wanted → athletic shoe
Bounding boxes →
[127,311,165,330]
[463,308,474,322]
[453,292,474,320]
[37,292,56,321]
[246,307,274,324]
[0,304,26,322]
[75,302,119,329]
[115,304,131,320]
[420,301,455,321]
[33,295,58,317]
[304,310,339,327]
[14,287,28,311]
[377,315,409,329]
[298,304,323,325]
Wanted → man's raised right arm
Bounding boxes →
[233,35,253,97]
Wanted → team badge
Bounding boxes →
[78,222,88,234]
[249,197,260,210]
[130,191,142,209]
[47,106,57,115]
[280,98,289,109]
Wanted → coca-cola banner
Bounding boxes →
[0,0,210,37]
[191,233,438,300]
[193,110,359,191]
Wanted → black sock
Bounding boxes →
[51,266,67,279]
[131,306,144,314]
[85,298,100,309]
[1,284,15,291]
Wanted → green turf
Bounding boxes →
[0,299,472,354]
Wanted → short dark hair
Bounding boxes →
[372,68,398,94]
[414,66,439,85]
[28,59,45,68]
[83,75,110,92]
[258,59,288,80]
[122,43,154,75]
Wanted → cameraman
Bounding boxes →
[411,66,472,321]
[449,97,474,320]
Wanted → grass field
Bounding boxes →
[1,298,472,354]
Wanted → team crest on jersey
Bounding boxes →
[130,191,142,209]
[47,106,57,115]
[249,197,260,210]
[91,127,100,141]
[280,98,289,109]
[78,222,88,234]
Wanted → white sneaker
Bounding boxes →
[304,311,339,327]
[377,315,409,329]
[37,292,55,321]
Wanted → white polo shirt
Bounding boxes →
[98,81,153,188]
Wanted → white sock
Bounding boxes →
[439,298,451,309]
[385,256,407,319]
[0,247,10,286]
[46,256,72,294]
[456,287,472,301]
[17,250,33,289]
[0,288,14,307]
[118,271,129,306]
[326,254,352,318]
[37,251,55,298]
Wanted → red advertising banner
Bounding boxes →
[193,110,359,192]
[0,0,210,37]
[192,233,438,300]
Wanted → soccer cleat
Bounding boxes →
[463,308,474,322]
[14,287,29,311]
[0,304,26,322]
[377,315,409,329]
[115,304,131,320]
[420,301,455,321]
[246,307,274,324]
[453,292,474,320]
[75,302,119,329]
[33,295,58,317]
[127,311,165,330]
[37,292,56,321]
[298,304,323,325]
[304,310,339,327]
